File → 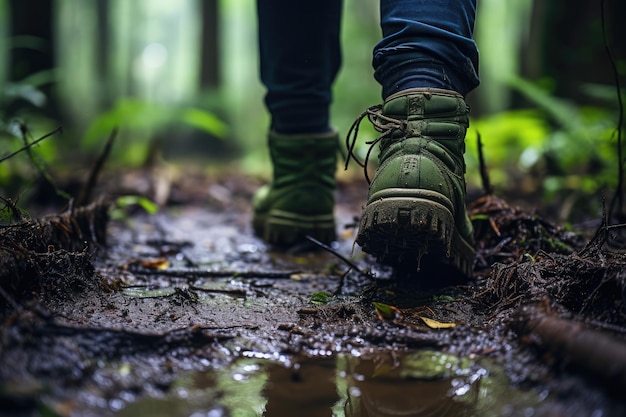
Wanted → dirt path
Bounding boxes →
[1,175,625,416]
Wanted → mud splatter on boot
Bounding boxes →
[346,88,475,278]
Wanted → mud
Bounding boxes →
[1,174,625,416]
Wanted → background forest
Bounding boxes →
[1,0,625,224]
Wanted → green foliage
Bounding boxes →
[0,197,30,224]
[372,302,398,320]
[83,98,229,165]
[467,77,620,199]
[0,124,68,208]
[0,48,60,195]
[467,109,550,186]
[310,291,331,305]
[109,195,159,222]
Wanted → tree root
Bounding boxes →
[517,302,626,395]
[0,200,110,307]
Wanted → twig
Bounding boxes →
[128,267,299,279]
[582,195,609,257]
[0,126,63,164]
[0,196,26,223]
[39,322,237,352]
[75,128,118,207]
[122,284,247,298]
[334,269,352,296]
[602,0,625,222]
[19,124,71,200]
[305,235,375,296]
[476,131,493,195]
[188,284,247,297]
[305,235,368,277]
[584,319,626,335]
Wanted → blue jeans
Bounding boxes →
[257,0,479,134]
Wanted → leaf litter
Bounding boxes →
[0,171,625,416]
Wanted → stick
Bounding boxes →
[476,131,493,195]
[0,126,63,164]
[128,268,299,279]
[601,0,625,222]
[75,128,118,207]
[305,235,368,277]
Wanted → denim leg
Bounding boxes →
[257,0,343,134]
[374,0,480,99]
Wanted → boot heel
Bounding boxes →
[357,197,454,261]
[357,196,474,277]
[348,89,475,279]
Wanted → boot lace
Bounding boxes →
[344,105,407,184]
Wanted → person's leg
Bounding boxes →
[374,0,479,99]
[257,0,342,134]
[253,0,343,245]
[353,0,479,279]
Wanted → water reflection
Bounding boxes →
[341,353,481,417]
[263,359,337,416]
[261,350,484,417]
[116,350,542,417]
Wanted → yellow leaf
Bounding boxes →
[340,228,355,239]
[141,258,170,270]
[419,316,456,329]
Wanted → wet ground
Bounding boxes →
[1,172,625,416]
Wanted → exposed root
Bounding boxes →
[470,195,584,270]
[0,200,110,309]
[516,301,626,396]
[472,206,626,393]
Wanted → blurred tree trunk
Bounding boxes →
[472,0,533,116]
[521,0,625,104]
[8,0,54,80]
[96,0,112,108]
[7,0,57,115]
[473,0,624,115]
[200,0,219,89]
[0,0,8,96]
[55,0,202,138]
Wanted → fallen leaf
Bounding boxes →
[419,316,456,329]
[340,228,355,239]
[141,257,170,270]
[310,292,331,305]
[373,302,403,321]
[290,273,317,281]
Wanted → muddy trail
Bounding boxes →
[1,171,626,417]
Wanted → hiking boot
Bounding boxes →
[253,130,338,245]
[348,88,475,277]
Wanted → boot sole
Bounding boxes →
[356,189,474,278]
[254,209,336,246]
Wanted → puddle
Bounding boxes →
[97,350,545,417]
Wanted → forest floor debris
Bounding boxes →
[1,172,625,416]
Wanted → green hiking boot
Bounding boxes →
[253,130,338,245]
[348,88,475,277]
